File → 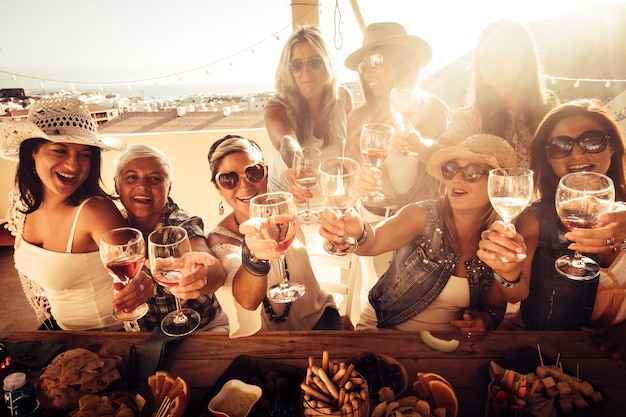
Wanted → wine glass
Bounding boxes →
[292,146,321,225]
[319,157,362,256]
[360,123,394,203]
[389,87,423,156]
[555,172,615,280]
[249,191,303,303]
[488,168,534,262]
[148,226,201,336]
[99,227,149,328]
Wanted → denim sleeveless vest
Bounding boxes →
[520,201,599,330]
[368,200,494,328]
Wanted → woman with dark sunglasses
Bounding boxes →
[479,100,626,353]
[113,144,229,332]
[206,135,344,337]
[264,25,353,218]
[343,22,449,217]
[319,134,512,338]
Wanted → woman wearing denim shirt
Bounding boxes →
[320,134,513,339]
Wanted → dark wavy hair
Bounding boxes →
[16,138,108,214]
[530,99,626,204]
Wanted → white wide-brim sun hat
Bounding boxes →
[0,97,125,162]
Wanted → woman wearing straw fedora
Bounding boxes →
[344,22,449,219]
[0,97,152,330]
[320,134,510,338]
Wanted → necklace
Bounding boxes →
[233,213,241,227]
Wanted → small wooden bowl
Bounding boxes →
[346,352,409,398]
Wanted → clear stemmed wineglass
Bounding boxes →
[292,146,322,225]
[389,87,423,155]
[555,172,615,280]
[319,157,362,256]
[488,168,534,262]
[249,191,303,303]
[360,123,394,203]
[148,226,201,336]
[99,227,149,330]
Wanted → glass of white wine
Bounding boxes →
[292,146,321,225]
[360,123,394,203]
[487,168,534,262]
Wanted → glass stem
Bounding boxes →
[304,196,310,215]
[274,254,288,288]
[173,296,187,324]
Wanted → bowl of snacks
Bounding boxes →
[208,379,262,417]
[346,352,409,398]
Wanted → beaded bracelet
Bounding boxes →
[493,270,522,288]
[478,307,501,330]
[356,220,368,247]
[241,240,271,276]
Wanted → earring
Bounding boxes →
[218,199,224,216]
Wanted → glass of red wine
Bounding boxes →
[148,226,201,336]
[249,191,303,303]
[555,172,615,280]
[99,227,149,326]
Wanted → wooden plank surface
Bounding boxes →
[3,330,625,417]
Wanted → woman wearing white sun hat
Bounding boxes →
[0,97,152,330]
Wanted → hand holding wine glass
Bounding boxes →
[292,146,321,225]
[319,157,361,256]
[99,227,149,326]
[360,123,394,203]
[555,172,615,280]
[389,87,423,155]
[148,226,201,336]
[249,191,303,303]
[488,168,534,262]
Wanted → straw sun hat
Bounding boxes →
[426,134,518,183]
[0,97,124,162]
[344,22,432,71]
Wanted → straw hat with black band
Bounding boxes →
[344,22,432,71]
[0,97,124,162]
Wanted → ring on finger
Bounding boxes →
[139,282,145,292]
[607,237,615,247]
[481,230,491,240]
[467,332,472,339]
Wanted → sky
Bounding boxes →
[0,0,623,96]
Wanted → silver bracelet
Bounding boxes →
[493,270,522,288]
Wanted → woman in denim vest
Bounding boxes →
[320,134,514,340]
[479,100,626,337]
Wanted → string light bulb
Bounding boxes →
[605,80,611,87]
[574,79,580,88]
[551,77,556,84]
[11,74,16,81]
[39,81,44,88]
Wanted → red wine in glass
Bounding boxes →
[106,254,144,284]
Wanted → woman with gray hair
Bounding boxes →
[265,25,353,218]
[113,143,228,332]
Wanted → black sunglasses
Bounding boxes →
[215,164,267,190]
[441,162,489,183]
[289,56,324,73]
[358,53,384,73]
[545,130,610,159]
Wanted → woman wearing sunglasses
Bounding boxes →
[479,100,626,346]
[113,143,229,332]
[343,22,449,216]
[264,25,353,217]
[320,134,511,338]
[207,135,343,337]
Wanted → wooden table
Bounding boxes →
[3,330,625,417]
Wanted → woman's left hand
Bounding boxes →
[565,203,626,255]
[451,309,489,341]
[240,218,282,260]
[285,168,310,203]
[112,269,154,313]
[583,321,626,360]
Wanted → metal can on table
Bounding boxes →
[3,372,39,417]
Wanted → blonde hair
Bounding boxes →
[114,143,173,184]
[274,25,342,148]
[207,135,264,182]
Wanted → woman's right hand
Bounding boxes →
[477,220,526,274]
[318,207,363,243]
[284,168,310,203]
[360,163,382,198]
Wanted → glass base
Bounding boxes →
[161,308,201,337]
[267,281,305,303]
[555,255,600,280]
[323,237,357,256]
[361,191,385,203]
[298,210,320,225]
[113,302,149,321]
